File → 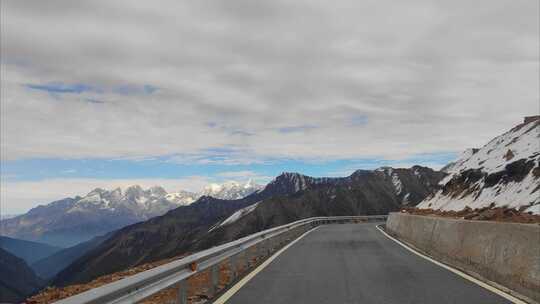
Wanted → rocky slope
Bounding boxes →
[0,247,44,303]
[53,166,444,287]
[0,181,262,248]
[417,117,540,213]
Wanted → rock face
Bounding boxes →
[53,166,444,287]
[0,247,44,303]
[417,117,540,214]
[0,182,262,248]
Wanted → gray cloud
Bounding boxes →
[1,0,538,162]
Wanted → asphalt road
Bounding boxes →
[223,223,511,304]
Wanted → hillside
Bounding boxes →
[53,166,444,287]
[0,247,44,303]
[417,117,540,213]
[31,233,110,280]
[0,236,62,266]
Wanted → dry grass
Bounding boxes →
[402,206,540,224]
[28,245,267,304]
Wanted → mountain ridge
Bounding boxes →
[0,180,263,247]
[417,117,540,213]
[0,247,44,303]
[52,166,444,287]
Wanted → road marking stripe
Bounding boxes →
[376,225,528,304]
[213,226,321,304]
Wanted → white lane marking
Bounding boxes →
[376,225,527,304]
[213,226,321,304]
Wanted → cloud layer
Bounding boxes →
[2,0,538,163]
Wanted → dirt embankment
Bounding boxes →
[27,247,261,304]
[402,206,540,224]
[27,255,184,304]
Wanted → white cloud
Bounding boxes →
[216,170,273,183]
[0,0,538,163]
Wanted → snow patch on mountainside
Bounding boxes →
[375,167,403,195]
[417,118,540,214]
[219,203,259,227]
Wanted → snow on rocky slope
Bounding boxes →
[417,116,540,214]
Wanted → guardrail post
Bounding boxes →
[233,251,246,278]
[231,254,238,280]
[210,264,219,297]
[258,240,265,258]
[176,280,187,304]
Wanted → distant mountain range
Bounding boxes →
[418,116,540,213]
[53,166,444,286]
[0,180,262,247]
[199,180,264,200]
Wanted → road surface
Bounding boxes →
[223,223,511,304]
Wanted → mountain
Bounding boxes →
[197,167,446,251]
[0,236,62,266]
[199,180,263,200]
[0,214,20,220]
[164,190,199,206]
[1,181,263,248]
[0,186,187,247]
[53,166,444,287]
[417,116,540,213]
[0,247,44,303]
[31,233,110,280]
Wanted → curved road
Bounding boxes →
[222,223,511,304]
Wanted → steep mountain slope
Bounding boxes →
[0,247,44,303]
[417,117,540,213]
[1,182,262,248]
[190,167,446,252]
[0,236,62,265]
[31,233,110,280]
[53,166,444,287]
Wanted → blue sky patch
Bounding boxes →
[1,152,457,183]
[26,83,96,94]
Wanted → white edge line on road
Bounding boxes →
[375,225,528,304]
[213,226,321,304]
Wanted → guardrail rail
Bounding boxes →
[54,215,387,304]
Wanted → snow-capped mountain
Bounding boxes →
[417,116,540,214]
[65,185,192,218]
[0,181,262,247]
[198,180,263,200]
[164,190,199,206]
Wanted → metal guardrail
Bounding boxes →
[54,215,387,304]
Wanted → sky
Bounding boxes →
[1,0,538,214]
